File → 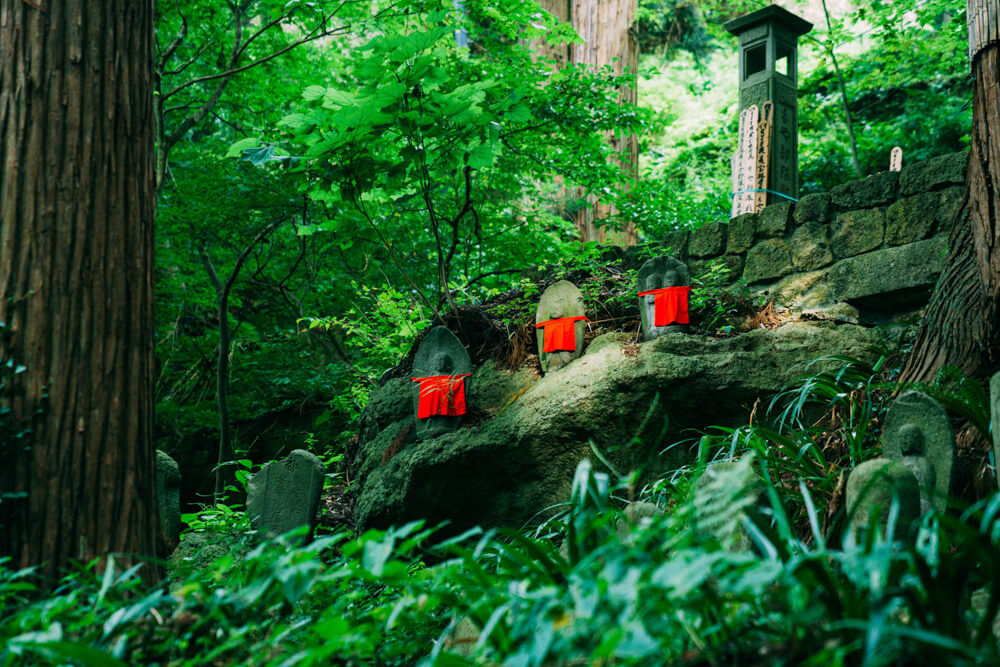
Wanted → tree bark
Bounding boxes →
[900,1,1000,384]
[0,1,159,581]
[569,0,639,247]
[536,0,639,247]
[199,216,284,502]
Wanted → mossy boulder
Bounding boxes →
[352,322,879,531]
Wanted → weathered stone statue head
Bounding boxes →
[882,391,954,515]
[846,459,920,547]
[636,255,691,341]
[535,280,587,374]
[411,326,472,440]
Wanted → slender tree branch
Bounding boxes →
[816,1,862,176]
[164,16,348,99]
[157,0,188,71]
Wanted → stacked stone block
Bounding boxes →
[665,151,967,323]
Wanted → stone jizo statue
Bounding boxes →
[846,459,920,547]
[155,450,182,554]
[636,255,691,341]
[882,391,954,515]
[535,280,587,374]
[411,326,472,440]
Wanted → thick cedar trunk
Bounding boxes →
[569,0,639,247]
[900,16,1000,383]
[537,0,639,247]
[0,1,159,581]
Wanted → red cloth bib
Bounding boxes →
[411,374,472,418]
[637,286,690,326]
[535,316,588,353]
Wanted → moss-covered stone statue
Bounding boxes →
[882,391,954,515]
[155,450,182,554]
[535,280,587,373]
[411,326,472,440]
[845,459,920,547]
[636,255,691,341]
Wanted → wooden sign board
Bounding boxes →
[732,105,760,217]
[754,102,774,213]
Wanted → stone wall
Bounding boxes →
[663,151,968,324]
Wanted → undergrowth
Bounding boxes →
[3,360,999,666]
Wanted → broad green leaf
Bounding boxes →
[467,143,493,169]
[224,136,260,158]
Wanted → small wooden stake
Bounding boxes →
[890,146,902,172]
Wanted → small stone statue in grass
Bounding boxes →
[845,459,921,547]
[411,326,473,441]
[882,391,954,516]
[155,450,182,554]
[636,255,691,341]
[535,280,588,374]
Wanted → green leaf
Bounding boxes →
[467,143,493,169]
[28,642,129,667]
[323,89,356,108]
[302,85,326,101]
[225,137,260,158]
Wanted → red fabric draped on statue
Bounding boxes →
[411,374,472,418]
[535,316,589,353]
[637,286,690,326]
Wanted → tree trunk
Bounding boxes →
[0,1,159,582]
[900,1,1000,384]
[199,251,237,503]
[569,0,639,246]
[537,0,639,247]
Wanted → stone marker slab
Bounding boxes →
[156,450,182,553]
[846,459,920,547]
[535,280,586,373]
[882,391,954,515]
[247,449,325,540]
[636,255,691,341]
[412,326,473,440]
